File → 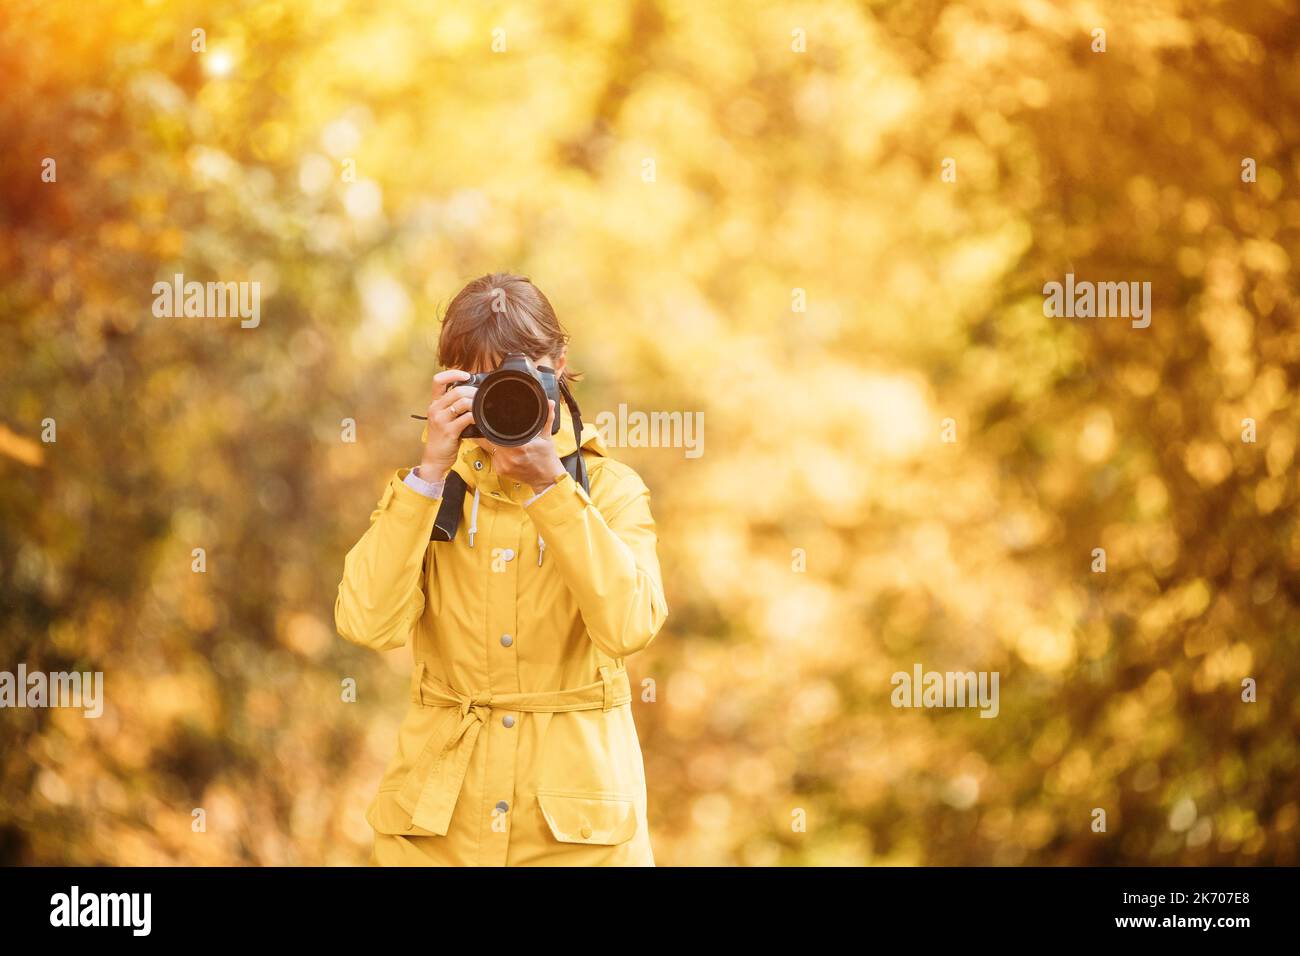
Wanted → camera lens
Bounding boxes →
[479,376,544,443]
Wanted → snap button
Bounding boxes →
[495,800,509,813]
[492,491,503,498]
[500,634,513,647]
[473,459,483,470]
[502,715,515,728]
[580,823,593,839]
[502,548,515,561]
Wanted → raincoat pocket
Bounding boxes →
[535,790,637,846]
[367,790,441,836]
[367,668,462,835]
[537,704,644,798]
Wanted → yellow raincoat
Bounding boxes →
[335,410,668,866]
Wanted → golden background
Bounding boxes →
[1,0,1297,865]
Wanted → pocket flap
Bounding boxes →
[366,790,439,837]
[536,790,637,846]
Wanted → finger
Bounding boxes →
[450,408,475,434]
[431,383,476,413]
[433,369,471,387]
[432,370,471,402]
[545,399,556,431]
[443,395,476,419]
[440,383,477,405]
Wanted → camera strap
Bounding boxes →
[429,381,591,544]
[558,378,591,495]
[430,470,468,543]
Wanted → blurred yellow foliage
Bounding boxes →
[1,0,1298,865]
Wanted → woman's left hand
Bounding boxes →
[478,400,566,491]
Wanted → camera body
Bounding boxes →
[459,353,562,447]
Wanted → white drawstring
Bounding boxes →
[468,486,480,548]
[464,481,540,561]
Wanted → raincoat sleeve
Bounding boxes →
[524,463,668,658]
[335,469,438,652]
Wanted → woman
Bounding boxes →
[335,273,668,866]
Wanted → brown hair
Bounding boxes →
[437,273,581,385]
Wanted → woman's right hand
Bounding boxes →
[418,369,476,481]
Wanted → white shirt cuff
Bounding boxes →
[403,466,445,499]
[523,481,559,507]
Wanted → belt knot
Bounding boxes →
[460,692,492,720]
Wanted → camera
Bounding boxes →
[456,353,562,447]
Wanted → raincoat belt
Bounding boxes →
[395,662,633,835]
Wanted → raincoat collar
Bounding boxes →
[443,407,607,497]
